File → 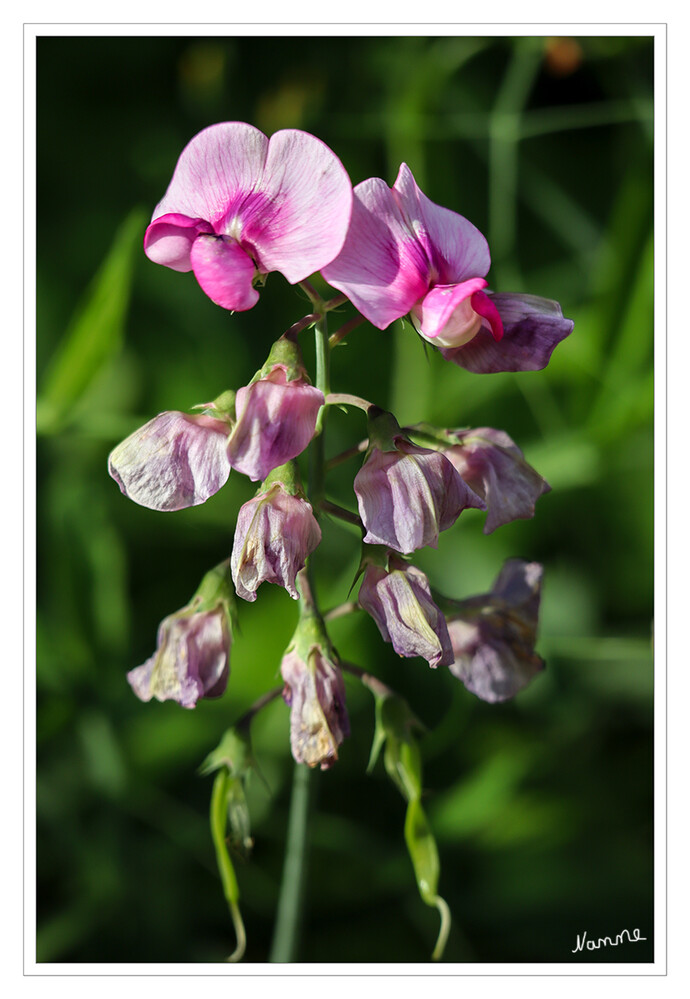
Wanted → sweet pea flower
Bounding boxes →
[144,122,353,311]
[322,164,573,371]
[128,562,234,709]
[446,559,544,702]
[227,363,323,481]
[231,468,322,602]
[354,408,485,555]
[281,645,350,770]
[108,411,231,511]
[441,427,551,534]
[359,554,454,669]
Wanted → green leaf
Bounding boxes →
[37,207,147,434]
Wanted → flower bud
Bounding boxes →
[359,553,454,668]
[446,559,544,702]
[281,646,350,770]
[108,411,231,511]
[227,363,324,482]
[127,561,234,708]
[354,408,484,554]
[231,465,321,602]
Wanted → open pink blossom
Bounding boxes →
[144,123,353,310]
[322,165,573,369]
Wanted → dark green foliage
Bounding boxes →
[36,34,653,964]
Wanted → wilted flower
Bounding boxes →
[354,408,484,555]
[441,427,550,534]
[359,554,454,669]
[128,562,234,708]
[227,363,323,481]
[446,559,544,702]
[144,122,353,311]
[231,469,321,602]
[281,645,350,770]
[322,164,572,370]
[108,411,231,511]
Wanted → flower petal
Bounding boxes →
[108,411,231,511]
[190,234,259,311]
[392,163,491,283]
[240,129,353,283]
[143,213,214,271]
[445,428,550,534]
[414,277,487,344]
[150,122,270,228]
[321,177,429,329]
[441,292,573,373]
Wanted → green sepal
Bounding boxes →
[366,405,406,453]
[367,690,425,801]
[252,328,312,385]
[191,559,237,634]
[260,460,305,498]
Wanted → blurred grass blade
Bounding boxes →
[37,207,146,434]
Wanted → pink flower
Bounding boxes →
[359,557,454,669]
[144,123,353,311]
[108,411,231,511]
[281,646,350,770]
[226,364,324,482]
[354,415,485,554]
[231,479,321,602]
[322,165,573,370]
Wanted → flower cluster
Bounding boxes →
[111,122,571,770]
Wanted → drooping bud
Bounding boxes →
[354,408,485,554]
[231,462,321,602]
[445,558,544,702]
[358,549,454,668]
[226,333,324,481]
[441,428,550,534]
[280,587,349,770]
[108,410,231,511]
[127,560,235,708]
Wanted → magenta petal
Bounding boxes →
[415,278,487,342]
[108,411,231,511]
[441,292,573,373]
[144,213,214,271]
[242,129,353,283]
[321,177,429,329]
[470,290,503,342]
[227,369,324,481]
[281,648,350,770]
[392,163,491,283]
[151,122,270,228]
[190,234,259,311]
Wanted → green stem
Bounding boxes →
[210,770,246,962]
[268,761,313,962]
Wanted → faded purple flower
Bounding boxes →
[128,607,230,709]
[439,294,573,374]
[108,411,231,511]
[281,646,350,770]
[442,428,550,534]
[359,557,454,669]
[354,434,484,555]
[447,559,544,702]
[144,123,352,311]
[322,164,572,369]
[231,480,321,602]
[226,364,324,482]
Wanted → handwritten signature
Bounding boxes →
[572,928,647,953]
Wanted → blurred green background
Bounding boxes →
[36,34,654,964]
